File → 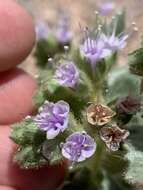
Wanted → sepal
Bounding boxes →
[10,118,46,146]
[13,146,47,169]
[41,139,63,165]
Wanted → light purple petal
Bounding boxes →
[35,21,49,40]
[99,2,115,16]
[46,128,61,139]
[34,100,70,139]
[62,132,96,162]
[54,62,79,88]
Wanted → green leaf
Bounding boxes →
[14,146,47,169]
[127,123,143,151]
[125,144,143,184]
[34,37,58,68]
[10,119,46,146]
[129,48,143,76]
[106,67,140,103]
[108,177,135,190]
[33,87,46,107]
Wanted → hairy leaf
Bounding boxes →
[106,67,140,103]
[14,146,47,169]
[127,123,143,151]
[125,144,143,184]
[129,48,143,76]
[10,119,46,146]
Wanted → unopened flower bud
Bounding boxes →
[116,96,141,124]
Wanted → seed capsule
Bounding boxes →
[100,126,129,151]
[86,104,116,126]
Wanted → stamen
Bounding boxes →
[131,22,136,26]
[64,45,69,51]
[94,11,99,15]
[34,74,39,79]
[39,107,43,112]
[84,27,90,52]
[25,115,31,120]
[123,21,139,41]
[48,57,53,63]
[133,27,139,32]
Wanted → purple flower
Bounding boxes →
[80,37,112,65]
[56,17,73,44]
[34,100,70,139]
[35,21,49,40]
[100,32,128,51]
[99,2,115,16]
[62,132,96,162]
[54,62,79,88]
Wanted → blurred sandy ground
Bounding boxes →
[17,0,143,76]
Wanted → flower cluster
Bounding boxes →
[34,100,97,162]
[34,99,129,163]
[35,13,73,46]
[80,25,128,65]
[80,37,112,66]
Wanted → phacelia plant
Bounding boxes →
[10,9,143,190]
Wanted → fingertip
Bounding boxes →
[0,186,17,190]
[0,68,37,124]
[0,0,35,71]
